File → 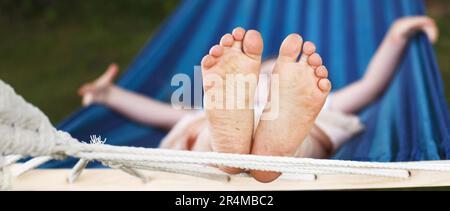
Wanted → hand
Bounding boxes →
[77,63,119,106]
[389,16,439,45]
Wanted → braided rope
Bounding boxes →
[0,156,11,191]
[1,79,450,185]
[74,146,450,172]
[13,156,52,177]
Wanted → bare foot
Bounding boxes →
[201,27,263,174]
[250,34,331,182]
[77,63,119,106]
[389,16,438,44]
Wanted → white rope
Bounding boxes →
[112,161,232,182]
[75,151,412,178]
[74,147,450,172]
[1,79,450,185]
[115,166,149,183]
[0,157,11,191]
[13,156,52,177]
[67,158,89,183]
[3,155,23,167]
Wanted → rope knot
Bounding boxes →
[86,135,107,145]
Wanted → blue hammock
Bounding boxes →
[46,0,450,168]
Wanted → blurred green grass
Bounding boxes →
[427,0,450,109]
[0,0,178,124]
[0,0,448,124]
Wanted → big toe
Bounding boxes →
[243,30,264,60]
[279,34,303,62]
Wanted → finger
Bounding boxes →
[78,84,92,96]
[98,64,119,85]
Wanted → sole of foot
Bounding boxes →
[201,27,264,174]
[250,34,331,182]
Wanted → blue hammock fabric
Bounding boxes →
[45,0,449,168]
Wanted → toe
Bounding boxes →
[209,45,224,57]
[232,27,246,49]
[318,78,332,93]
[315,66,328,78]
[201,55,217,70]
[299,41,316,63]
[243,30,264,60]
[303,41,317,55]
[278,34,303,62]
[308,53,323,67]
[220,34,234,47]
[232,27,246,41]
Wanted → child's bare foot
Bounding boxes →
[201,27,263,174]
[389,16,438,44]
[250,34,331,182]
[77,63,119,106]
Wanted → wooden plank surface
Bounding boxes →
[6,161,450,191]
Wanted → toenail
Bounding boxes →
[290,33,303,41]
[233,27,245,32]
[201,56,208,65]
[209,45,223,57]
[232,27,246,40]
[202,55,215,67]
[316,66,328,78]
[303,41,316,55]
[221,34,234,46]
[319,79,331,91]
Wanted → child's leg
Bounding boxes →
[159,113,208,150]
[295,126,332,159]
[331,16,438,113]
[78,64,191,129]
[191,128,212,152]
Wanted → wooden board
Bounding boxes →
[6,161,450,191]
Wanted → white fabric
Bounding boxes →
[315,110,364,151]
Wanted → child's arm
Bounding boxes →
[103,86,190,129]
[78,64,190,129]
[330,16,438,113]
